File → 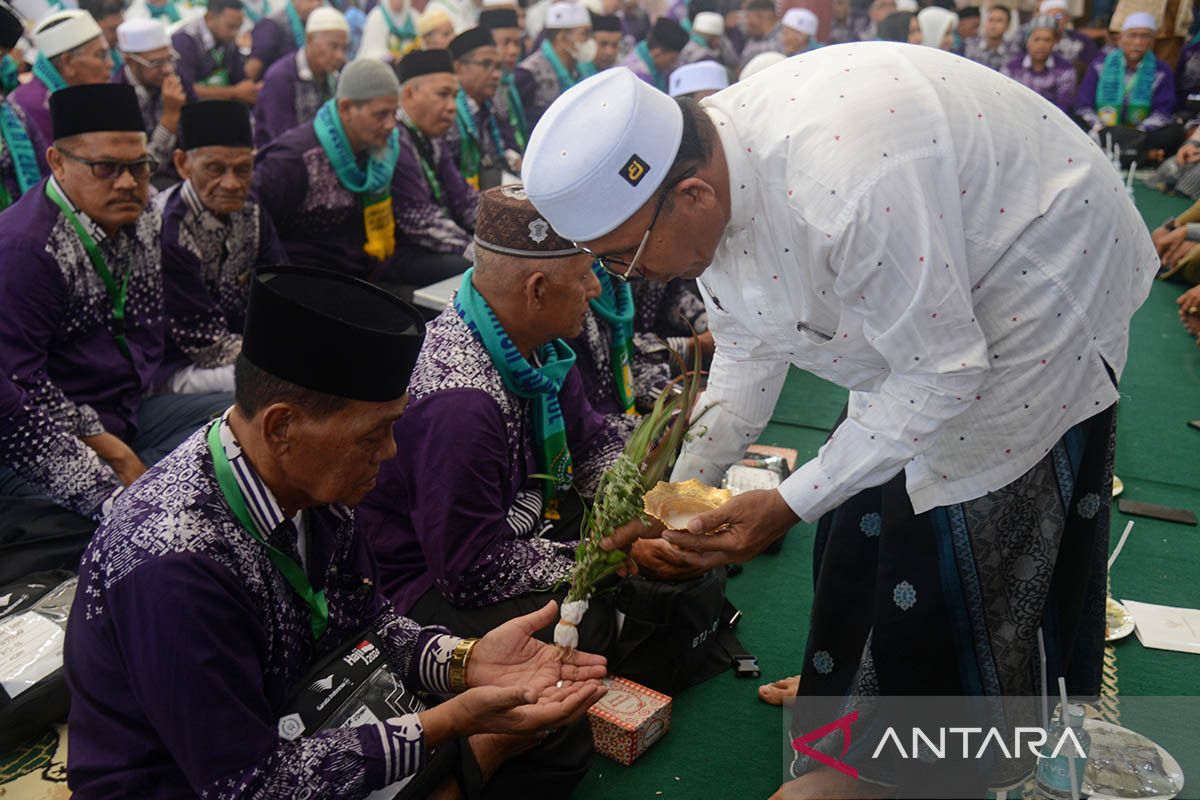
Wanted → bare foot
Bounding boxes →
[758,675,801,706]
[769,766,894,799]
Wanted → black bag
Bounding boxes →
[277,631,482,799]
[0,570,77,754]
[610,568,730,695]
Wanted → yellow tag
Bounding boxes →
[362,195,396,261]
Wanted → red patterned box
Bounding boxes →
[587,677,672,766]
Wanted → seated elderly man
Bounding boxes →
[447,26,522,191]
[156,100,287,395]
[619,17,687,92]
[0,84,233,521]
[1149,127,1200,198]
[1075,12,1183,164]
[589,11,624,71]
[113,19,196,186]
[1002,15,1076,115]
[357,187,624,636]
[256,58,471,293]
[171,0,259,104]
[65,265,607,799]
[253,6,348,148]
[780,8,820,55]
[11,10,113,148]
[962,5,1015,71]
[676,10,735,69]
[245,0,322,80]
[515,2,596,128]
[738,0,784,71]
[480,8,529,149]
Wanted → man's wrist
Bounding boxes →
[450,637,479,692]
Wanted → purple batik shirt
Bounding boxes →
[618,48,663,90]
[0,178,163,514]
[253,47,336,149]
[9,76,52,150]
[65,418,461,799]
[1176,39,1200,108]
[443,93,519,179]
[254,120,476,278]
[1002,53,1076,115]
[250,10,302,75]
[155,181,286,388]
[172,16,247,88]
[1075,50,1177,131]
[356,306,627,614]
[0,98,48,204]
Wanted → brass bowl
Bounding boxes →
[643,479,733,533]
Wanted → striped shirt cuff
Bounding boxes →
[416,633,461,696]
[376,713,427,785]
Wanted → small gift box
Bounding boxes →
[587,677,672,766]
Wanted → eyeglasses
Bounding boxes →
[58,148,158,181]
[462,58,502,72]
[126,49,179,69]
[575,167,696,282]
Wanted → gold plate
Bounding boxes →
[643,480,733,533]
[1112,475,1124,498]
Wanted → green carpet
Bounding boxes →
[573,184,1200,799]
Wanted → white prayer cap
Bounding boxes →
[417,6,452,35]
[1121,11,1157,30]
[522,67,683,242]
[33,9,102,59]
[781,7,818,36]
[895,0,917,12]
[116,18,169,53]
[739,50,784,80]
[482,0,516,7]
[306,6,350,34]
[669,59,728,97]
[692,11,724,37]
[1038,0,1069,13]
[544,1,590,29]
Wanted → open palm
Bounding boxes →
[467,600,608,691]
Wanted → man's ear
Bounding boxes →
[46,146,66,182]
[260,403,296,456]
[172,149,189,179]
[524,270,550,311]
[679,176,716,212]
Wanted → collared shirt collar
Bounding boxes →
[197,17,217,51]
[296,46,314,81]
[216,410,352,529]
[48,175,109,244]
[180,179,235,229]
[705,103,755,230]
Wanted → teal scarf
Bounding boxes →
[381,1,416,41]
[689,30,709,47]
[455,89,506,189]
[635,40,665,92]
[454,268,577,515]
[285,0,306,48]
[1096,48,1157,126]
[540,39,596,93]
[313,100,401,259]
[147,0,183,22]
[32,53,67,93]
[0,103,42,206]
[501,72,528,149]
[588,262,636,415]
[110,47,124,69]
[0,55,19,94]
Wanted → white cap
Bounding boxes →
[1121,11,1157,30]
[482,0,516,7]
[33,9,102,59]
[544,1,590,29]
[781,7,818,36]
[739,50,784,80]
[522,67,683,242]
[692,10,724,37]
[1038,0,1069,13]
[116,18,169,53]
[669,59,728,97]
[895,0,918,12]
[306,6,350,34]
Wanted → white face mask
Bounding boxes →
[572,37,598,63]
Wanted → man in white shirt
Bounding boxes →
[522,47,1156,797]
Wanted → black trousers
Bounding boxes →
[0,496,96,585]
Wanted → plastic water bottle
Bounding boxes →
[1036,704,1091,799]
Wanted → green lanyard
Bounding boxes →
[404,122,445,205]
[44,181,132,360]
[206,422,330,641]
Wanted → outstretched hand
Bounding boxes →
[452,681,606,737]
[467,600,607,691]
